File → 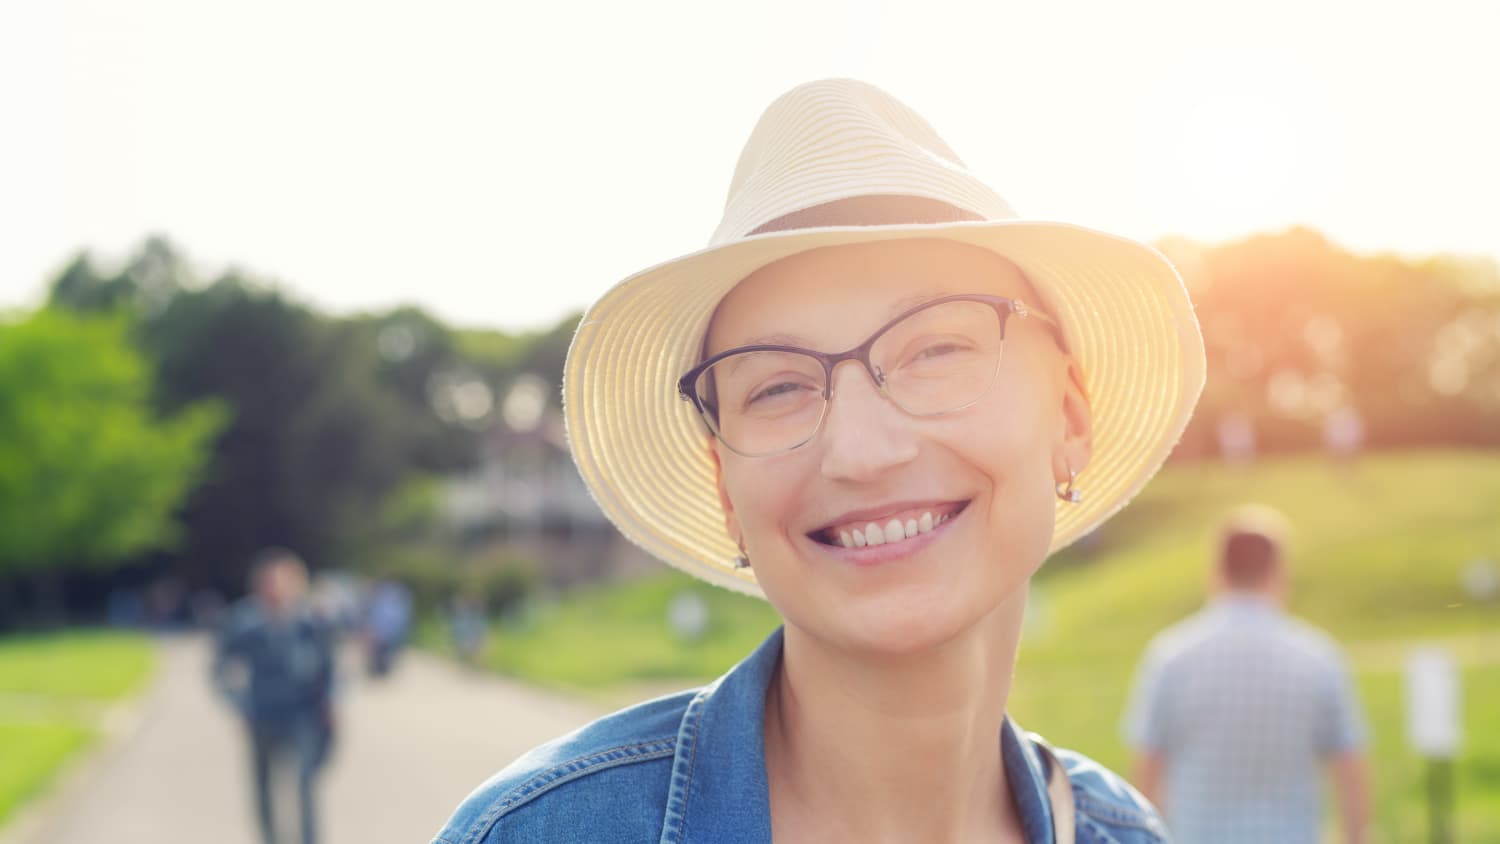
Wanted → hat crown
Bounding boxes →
[710,79,1018,245]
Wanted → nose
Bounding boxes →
[817,359,920,482]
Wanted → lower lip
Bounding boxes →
[813,508,963,567]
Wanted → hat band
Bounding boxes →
[748,195,985,236]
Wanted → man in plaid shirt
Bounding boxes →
[1122,507,1371,844]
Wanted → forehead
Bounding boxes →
[257,558,300,583]
[705,238,1036,354]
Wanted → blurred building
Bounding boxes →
[440,378,655,588]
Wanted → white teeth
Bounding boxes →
[884,519,905,542]
[827,507,960,549]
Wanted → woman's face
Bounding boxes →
[706,238,1092,656]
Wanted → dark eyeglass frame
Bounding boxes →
[676,294,1065,456]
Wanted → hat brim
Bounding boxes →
[563,220,1205,597]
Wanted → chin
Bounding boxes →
[824,590,994,659]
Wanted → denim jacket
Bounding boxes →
[212,600,336,726]
[434,628,1169,843]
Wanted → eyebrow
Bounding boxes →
[737,290,954,348]
[739,332,810,347]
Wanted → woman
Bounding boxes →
[435,79,1203,843]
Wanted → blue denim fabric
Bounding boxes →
[249,715,328,844]
[213,601,337,726]
[435,628,1168,843]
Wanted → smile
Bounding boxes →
[809,500,970,548]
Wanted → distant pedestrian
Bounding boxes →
[363,579,412,677]
[447,593,488,666]
[1122,507,1371,844]
[1216,410,1257,466]
[1323,405,1365,463]
[213,548,337,844]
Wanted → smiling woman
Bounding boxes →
[434,79,1205,844]
[700,241,1079,664]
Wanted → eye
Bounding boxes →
[912,341,969,360]
[901,337,978,368]
[746,379,814,407]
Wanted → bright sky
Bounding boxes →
[3,0,1497,330]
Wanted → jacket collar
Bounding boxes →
[661,627,1056,843]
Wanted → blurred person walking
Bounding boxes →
[1122,507,1371,844]
[447,592,488,666]
[362,578,412,677]
[213,548,338,844]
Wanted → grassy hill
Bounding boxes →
[1012,451,1500,841]
[445,449,1500,840]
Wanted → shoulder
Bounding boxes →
[1279,615,1347,662]
[432,688,698,844]
[1128,616,1204,689]
[1144,609,1220,657]
[218,601,263,641]
[1040,738,1171,844]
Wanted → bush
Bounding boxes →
[369,544,539,617]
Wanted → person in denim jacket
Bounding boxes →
[214,549,337,844]
[436,79,1204,843]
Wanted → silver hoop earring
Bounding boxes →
[1055,466,1082,504]
[733,553,751,570]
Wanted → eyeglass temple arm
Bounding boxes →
[1012,299,1072,355]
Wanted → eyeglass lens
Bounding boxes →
[695,299,1005,456]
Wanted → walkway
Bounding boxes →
[5,635,606,844]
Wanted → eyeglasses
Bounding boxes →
[677,294,1062,457]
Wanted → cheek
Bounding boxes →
[963,380,1059,471]
[957,387,1062,560]
[719,459,796,553]
[966,424,1055,517]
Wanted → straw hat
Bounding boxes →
[563,79,1205,597]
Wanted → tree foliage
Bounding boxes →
[46,239,494,591]
[1164,228,1500,455]
[26,227,1492,598]
[0,310,223,576]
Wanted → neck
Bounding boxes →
[260,599,296,620]
[764,589,1029,842]
[1216,588,1279,607]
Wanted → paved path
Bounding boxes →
[8,635,606,844]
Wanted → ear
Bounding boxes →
[1267,554,1290,603]
[1051,358,1094,486]
[708,439,742,547]
[1207,562,1227,598]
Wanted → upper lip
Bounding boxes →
[806,498,967,535]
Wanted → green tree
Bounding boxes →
[1164,228,1500,455]
[139,276,419,589]
[0,310,223,577]
[46,239,496,591]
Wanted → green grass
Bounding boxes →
[1009,450,1500,837]
[452,449,1500,837]
[0,630,154,830]
[421,572,780,698]
[0,630,156,700]
[0,722,93,823]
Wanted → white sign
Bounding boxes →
[667,592,709,641]
[1405,647,1461,757]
